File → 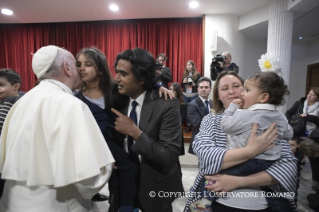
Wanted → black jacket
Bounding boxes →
[210,63,239,81]
[181,73,201,94]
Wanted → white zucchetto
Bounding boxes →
[32,45,62,78]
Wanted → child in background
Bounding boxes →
[0,69,21,133]
[289,135,304,204]
[193,71,293,212]
[0,68,22,199]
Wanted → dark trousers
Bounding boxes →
[309,156,319,184]
[200,158,294,211]
[261,186,294,212]
[104,138,138,209]
[211,201,272,212]
[201,158,274,201]
[0,175,4,199]
[183,95,197,125]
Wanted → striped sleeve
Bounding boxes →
[185,114,227,211]
[0,102,15,134]
[193,113,228,175]
[265,140,298,211]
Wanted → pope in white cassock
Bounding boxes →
[0,45,115,212]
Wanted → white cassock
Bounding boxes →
[0,79,115,212]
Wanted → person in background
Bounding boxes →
[187,77,212,155]
[299,137,319,211]
[289,135,304,205]
[156,53,172,88]
[169,82,186,176]
[181,60,201,133]
[286,88,319,211]
[286,88,319,138]
[0,69,21,134]
[210,52,239,81]
[220,52,239,73]
[0,45,115,211]
[0,69,22,199]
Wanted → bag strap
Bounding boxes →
[297,101,303,115]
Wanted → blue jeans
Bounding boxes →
[183,95,197,125]
[201,158,274,201]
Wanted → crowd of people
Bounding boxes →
[0,46,318,212]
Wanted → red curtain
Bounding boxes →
[0,18,203,92]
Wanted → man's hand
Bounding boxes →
[111,108,142,140]
[159,86,174,100]
[156,69,162,75]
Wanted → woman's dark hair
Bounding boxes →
[212,71,244,114]
[182,60,199,80]
[115,48,156,91]
[170,82,184,106]
[76,47,114,113]
[247,72,290,106]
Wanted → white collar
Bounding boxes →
[129,90,147,108]
[42,79,73,95]
[247,103,276,111]
[198,95,209,105]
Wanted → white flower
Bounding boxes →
[258,53,281,73]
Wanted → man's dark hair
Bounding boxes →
[115,48,156,91]
[197,77,211,87]
[247,72,289,106]
[157,53,168,61]
[0,69,22,91]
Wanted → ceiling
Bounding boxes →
[0,0,270,23]
[0,0,318,41]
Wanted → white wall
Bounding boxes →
[239,4,269,30]
[204,14,267,99]
[204,15,257,77]
[203,14,319,111]
[288,38,319,107]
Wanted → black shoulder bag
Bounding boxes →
[289,102,306,135]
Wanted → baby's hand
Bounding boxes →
[232,99,244,106]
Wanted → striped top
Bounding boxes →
[0,96,20,135]
[184,112,297,211]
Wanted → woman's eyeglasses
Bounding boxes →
[308,93,317,97]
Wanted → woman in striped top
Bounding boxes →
[186,71,297,212]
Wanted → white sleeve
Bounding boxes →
[73,163,114,199]
[221,102,246,134]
